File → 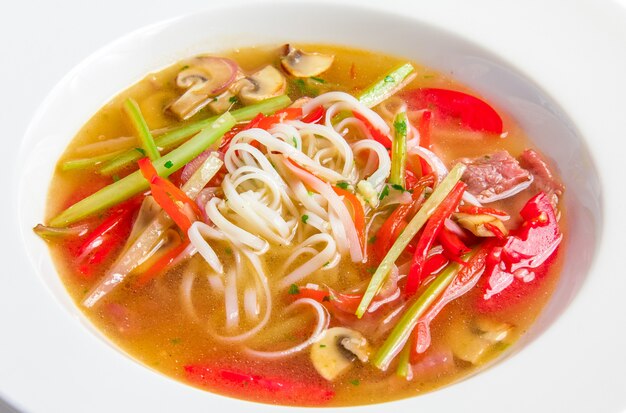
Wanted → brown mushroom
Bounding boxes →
[237,65,286,105]
[281,45,334,78]
[310,327,370,381]
[169,56,239,120]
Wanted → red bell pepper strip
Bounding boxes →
[301,105,325,123]
[405,181,467,295]
[422,252,449,276]
[293,286,362,314]
[437,227,471,257]
[138,158,201,233]
[256,107,303,129]
[332,186,365,253]
[75,197,140,278]
[457,204,510,219]
[353,111,393,148]
[411,244,493,361]
[184,364,334,406]
[133,238,190,287]
[479,192,562,310]
[373,175,435,262]
[402,88,503,134]
[417,110,433,175]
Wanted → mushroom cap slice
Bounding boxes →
[310,327,370,381]
[170,56,239,120]
[238,65,286,105]
[281,45,335,78]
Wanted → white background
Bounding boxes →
[1,0,625,412]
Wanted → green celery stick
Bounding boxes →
[123,98,159,160]
[390,111,408,186]
[358,63,415,108]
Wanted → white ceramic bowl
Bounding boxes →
[4,1,626,412]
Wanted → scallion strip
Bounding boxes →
[49,112,236,227]
[390,111,408,186]
[373,261,463,370]
[100,95,291,174]
[123,98,160,160]
[60,150,125,171]
[358,63,415,108]
[355,163,466,318]
[395,341,412,378]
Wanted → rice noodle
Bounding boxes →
[243,298,329,359]
[224,266,239,330]
[278,233,338,288]
[187,221,226,273]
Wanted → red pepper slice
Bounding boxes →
[257,107,303,129]
[372,175,435,262]
[405,181,467,295]
[301,105,325,123]
[437,227,471,257]
[417,110,433,175]
[138,158,201,233]
[332,186,365,254]
[478,192,562,312]
[457,205,509,218]
[353,111,393,148]
[75,197,140,278]
[402,88,503,134]
[422,252,449,276]
[133,237,190,287]
[294,286,362,314]
[184,363,334,406]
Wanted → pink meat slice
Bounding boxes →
[519,149,564,206]
[458,151,532,202]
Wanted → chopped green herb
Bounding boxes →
[228,96,239,104]
[134,147,146,156]
[319,344,327,348]
[301,214,309,224]
[423,74,435,79]
[180,65,189,71]
[349,379,361,386]
[393,119,407,135]
[164,160,174,169]
[368,235,377,244]
[366,267,376,274]
[391,183,406,192]
[310,76,326,83]
[336,181,350,190]
[322,295,331,302]
[294,79,307,93]
[225,247,233,255]
[324,261,330,267]
[379,185,390,200]
[307,190,314,196]
[288,284,300,295]
[170,338,181,345]
[292,136,298,147]
[384,75,394,83]
[112,174,120,183]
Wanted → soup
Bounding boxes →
[35,44,565,406]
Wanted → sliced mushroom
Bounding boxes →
[454,213,508,238]
[446,317,513,364]
[169,56,239,120]
[207,90,237,114]
[281,45,335,78]
[238,65,286,105]
[310,327,370,381]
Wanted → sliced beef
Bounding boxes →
[519,149,564,207]
[458,150,532,203]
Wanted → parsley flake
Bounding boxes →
[319,344,327,348]
[336,181,349,190]
[384,75,394,83]
[225,247,233,255]
[366,267,376,274]
[292,136,298,147]
[349,379,360,386]
[228,96,239,104]
[393,119,407,135]
[368,235,377,244]
[379,185,390,200]
[135,147,146,156]
[310,76,326,83]
[301,214,309,224]
[391,183,405,192]
[112,174,120,182]
[288,284,300,295]
[164,160,174,169]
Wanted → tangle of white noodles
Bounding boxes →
[243,298,329,359]
[302,91,390,135]
[227,128,346,183]
[278,233,338,289]
[351,139,391,190]
[205,197,269,253]
[284,158,363,263]
[187,221,226,273]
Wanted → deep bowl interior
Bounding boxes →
[16,1,601,410]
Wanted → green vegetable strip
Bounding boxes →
[123,98,160,161]
[355,163,467,318]
[49,112,236,227]
[373,261,462,370]
[395,341,412,378]
[390,112,408,186]
[60,151,125,171]
[100,95,291,174]
[358,63,415,108]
